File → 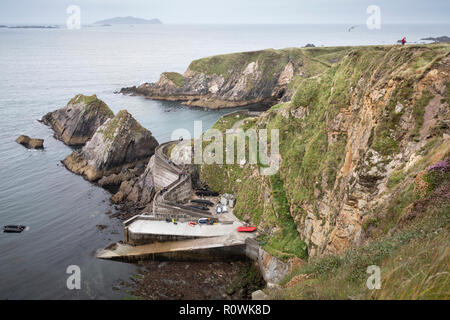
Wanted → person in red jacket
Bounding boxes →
[401,37,406,45]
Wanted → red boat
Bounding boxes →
[237,226,257,232]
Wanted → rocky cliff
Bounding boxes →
[110,155,157,210]
[41,94,114,146]
[121,47,351,109]
[199,44,449,270]
[63,110,159,181]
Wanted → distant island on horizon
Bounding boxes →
[94,16,162,25]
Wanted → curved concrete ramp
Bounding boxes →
[124,140,217,244]
[97,232,255,262]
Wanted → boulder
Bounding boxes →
[251,290,269,300]
[63,110,159,181]
[15,135,44,149]
[257,247,290,284]
[41,94,114,146]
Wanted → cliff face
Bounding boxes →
[41,94,114,146]
[121,47,352,109]
[63,110,159,181]
[199,44,450,262]
[111,155,157,209]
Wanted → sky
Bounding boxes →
[0,0,449,25]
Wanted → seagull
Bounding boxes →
[348,25,359,32]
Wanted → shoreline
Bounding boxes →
[122,260,264,300]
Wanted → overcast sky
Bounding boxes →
[0,0,449,24]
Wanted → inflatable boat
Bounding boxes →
[237,226,257,232]
[3,225,26,233]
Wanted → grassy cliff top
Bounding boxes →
[187,46,353,82]
[68,94,114,118]
[98,109,149,143]
[162,72,184,87]
[187,44,450,92]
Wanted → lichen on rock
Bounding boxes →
[63,110,159,181]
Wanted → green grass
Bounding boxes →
[387,170,406,190]
[260,173,307,261]
[273,202,449,300]
[412,91,434,137]
[212,113,244,132]
[422,169,450,198]
[188,47,349,87]
[446,82,450,105]
[199,44,450,270]
[372,134,400,156]
[418,137,440,156]
[69,94,114,118]
[163,72,184,87]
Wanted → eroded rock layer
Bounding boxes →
[63,110,159,181]
[41,94,114,146]
[121,47,349,109]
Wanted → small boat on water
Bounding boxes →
[3,225,27,233]
[237,226,257,233]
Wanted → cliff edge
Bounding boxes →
[121,47,352,109]
[198,44,450,299]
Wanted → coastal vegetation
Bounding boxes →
[198,43,450,298]
[43,43,449,300]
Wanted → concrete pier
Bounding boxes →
[95,138,258,256]
[97,232,254,262]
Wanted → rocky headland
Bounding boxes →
[41,94,114,146]
[421,36,450,43]
[120,47,350,109]
[94,16,162,25]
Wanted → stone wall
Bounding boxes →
[245,238,290,284]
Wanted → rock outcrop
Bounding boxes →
[121,47,345,109]
[63,110,159,181]
[15,135,44,149]
[41,94,114,146]
[110,155,156,208]
[421,36,450,43]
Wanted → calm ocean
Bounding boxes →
[0,23,448,299]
